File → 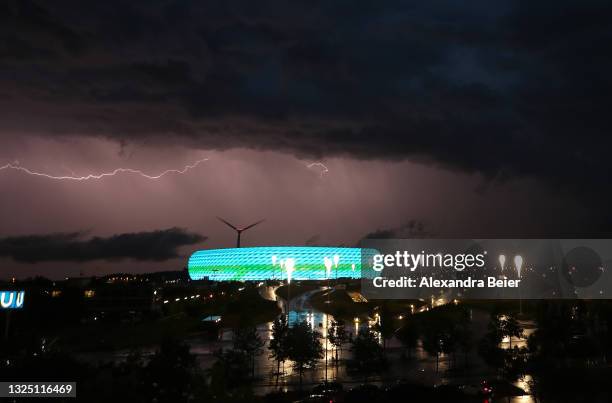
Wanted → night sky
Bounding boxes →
[1,0,611,278]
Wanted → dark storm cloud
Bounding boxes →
[0,228,206,263]
[361,220,433,242]
[1,1,612,197]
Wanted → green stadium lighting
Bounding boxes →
[187,246,375,281]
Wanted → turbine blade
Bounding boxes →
[216,216,238,231]
[242,219,265,231]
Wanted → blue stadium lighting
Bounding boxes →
[0,290,25,309]
[187,246,374,281]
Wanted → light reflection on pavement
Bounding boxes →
[77,285,534,402]
[191,287,533,402]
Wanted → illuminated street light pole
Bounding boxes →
[285,258,295,319]
[323,257,333,384]
[514,255,523,315]
[324,257,333,280]
[499,254,506,272]
[333,254,340,279]
[499,254,507,299]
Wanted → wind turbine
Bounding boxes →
[216,216,265,248]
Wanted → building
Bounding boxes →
[187,246,376,281]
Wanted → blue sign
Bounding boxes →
[0,291,24,309]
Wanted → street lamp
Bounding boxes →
[499,254,507,298]
[285,258,295,284]
[499,254,506,272]
[285,258,295,318]
[514,255,523,315]
[323,257,334,384]
[333,254,340,279]
[514,255,523,279]
[324,257,333,279]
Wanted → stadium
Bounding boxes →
[187,246,375,281]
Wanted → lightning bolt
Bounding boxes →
[0,158,209,181]
[306,162,329,177]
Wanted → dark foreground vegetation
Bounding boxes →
[2,275,612,402]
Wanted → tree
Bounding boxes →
[233,325,264,379]
[479,314,527,380]
[144,337,208,403]
[396,321,418,359]
[328,319,348,366]
[422,321,451,373]
[348,330,386,382]
[268,315,289,385]
[487,314,505,345]
[488,314,523,349]
[503,315,523,349]
[375,304,396,351]
[442,329,458,369]
[286,320,323,387]
[209,349,251,398]
[455,319,474,369]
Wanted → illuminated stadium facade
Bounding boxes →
[188,246,373,281]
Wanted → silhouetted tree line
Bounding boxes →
[3,300,611,402]
[1,336,207,403]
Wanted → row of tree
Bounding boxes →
[218,314,391,390]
